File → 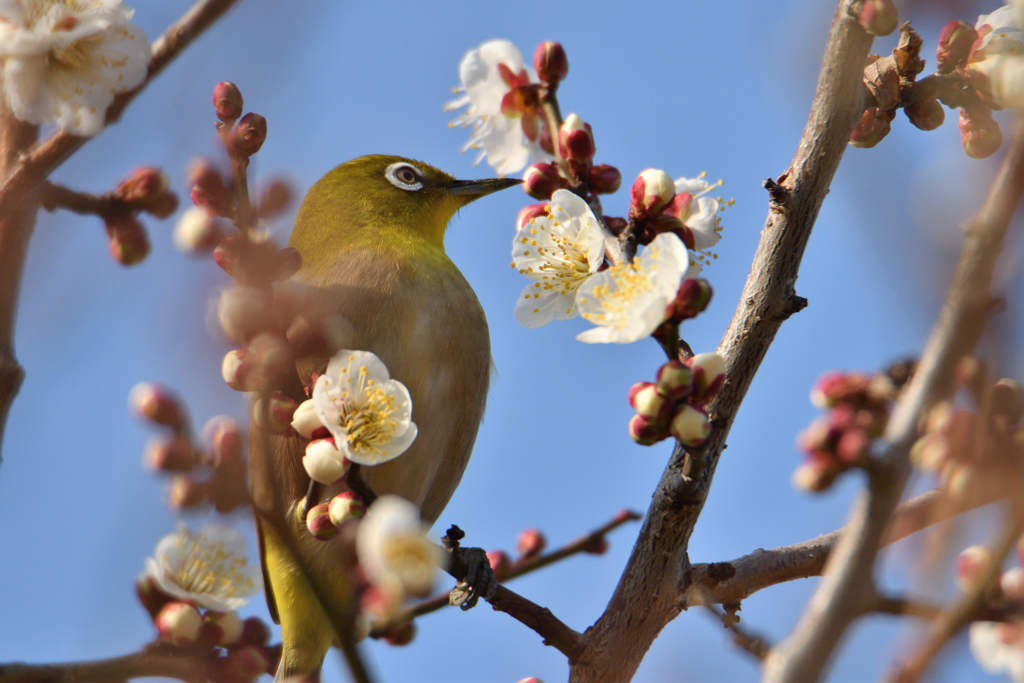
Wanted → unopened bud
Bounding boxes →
[155,602,202,646]
[292,398,328,439]
[240,616,271,646]
[212,82,243,122]
[904,99,945,132]
[534,41,569,84]
[516,678,545,683]
[188,158,233,218]
[937,20,977,74]
[589,164,622,194]
[487,549,512,581]
[114,166,170,206]
[956,545,991,590]
[135,573,172,618]
[629,168,675,221]
[145,435,198,472]
[792,457,839,492]
[656,360,693,400]
[105,215,150,266]
[218,644,269,680]
[143,192,179,219]
[168,474,210,509]
[221,349,253,391]
[202,610,244,646]
[174,207,222,254]
[207,416,243,468]
[993,378,1024,426]
[522,162,565,199]
[129,382,187,431]
[638,214,687,248]
[686,353,726,405]
[667,278,713,323]
[849,107,896,148]
[383,621,417,646]
[217,286,270,344]
[328,491,366,526]
[306,502,337,540]
[857,0,898,36]
[628,413,669,445]
[558,113,595,169]
[252,391,297,435]
[256,178,293,219]
[230,113,267,157]
[959,104,1002,159]
[517,528,547,557]
[670,404,711,446]
[303,438,349,484]
[515,203,548,232]
[627,381,670,420]
[604,216,628,237]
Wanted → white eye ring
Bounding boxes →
[385,163,424,191]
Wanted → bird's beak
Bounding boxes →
[444,177,522,202]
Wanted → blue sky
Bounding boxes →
[1,1,1021,681]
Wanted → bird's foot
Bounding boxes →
[443,525,498,611]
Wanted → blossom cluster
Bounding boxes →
[961,541,1024,682]
[627,353,725,447]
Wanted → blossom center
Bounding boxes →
[578,254,657,328]
[330,365,402,457]
[162,529,255,600]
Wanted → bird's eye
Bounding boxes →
[384,163,424,191]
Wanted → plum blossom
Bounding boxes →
[313,349,417,466]
[511,189,608,328]
[576,232,696,344]
[445,39,553,175]
[969,4,1024,109]
[673,173,725,268]
[142,523,259,612]
[971,620,1024,682]
[356,495,446,600]
[0,0,150,136]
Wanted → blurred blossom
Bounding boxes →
[357,495,446,600]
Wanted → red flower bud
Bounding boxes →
[252,390,297,436]
[522,162,565,200]
[240,616,271,646]
[230,113,267,157]
[105,215,150,266]
[534,41,569,84]
[114,166,170,206]
[628,382,671,420]
[904,98,945,131]
[486,549,512,581]
[628,413,669,445]
[849,107,896,148]
[686,353,726,405]
[208,416,244,468]
[857,0,898,36]
[383,621,416,646]
[188,158,233,218]
[558,114,595,172]
[168,474,210,509]
[670,404,711,447]
[515,203,549,232]
[145,435,199,472]
[218,645,269,680]
[666,278,713,323]
[155,602,202,646]
[129,382,188,431]
[959,104,1002,159]
[937,20,978,74]
[629,169,675,221]
[589,164,621,195]
[328,491,366,526]
[202,610,244,646]
[517,528,547,557]
[656,360,693,401]
[306,502,337,540]
[212,82,243,122]
[256,178,293,219]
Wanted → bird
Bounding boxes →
[248,154,520,681]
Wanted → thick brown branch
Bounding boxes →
[568,4,874,682]
[765,120,1024,683]
[0,644,220,683]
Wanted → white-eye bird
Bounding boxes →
[249,155,519,680]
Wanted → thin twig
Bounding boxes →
[701,604,772,662]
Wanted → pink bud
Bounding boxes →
[155,602,202,646]
[849,107,896,148]
[114,166,170,206]
[656,360,693,401]
[517,528,547,557]
[487,549,512,581]
[143,192,179,219]
[188,158,233,218]
[904,99,945,132]
[240,616,271,646]
[956,545,991,590]
[792,456,840,492]
[145,435,199,472]
[212,82,243,122]
[168,475,210,509]
[629,168,675,221]
[174,207,222,254]
[129,382,188,431]
[252,391,298,435]
[522,162,565,200]
[291,398,328,439]
[589,164,621,195]
[256,178,293,219]
[515,203,549,232]
[202,610,244,646]
[686,353,726,405]
[135,573,172,618]
[628,413,669,446]
[628,382,670,420]
[857,0,898,36]
[221,349,253,392]
[207,417,243,468]
[328,491,366,526]
[937,20,977,73]
[534,41,569,84]
[383,620,416,646]
[670,404,711,447]
[666,278,713,323]
[959,105,1002,159]
[230,113,267,157]
[516,678,545,683]
[217,286,270,345]
[306,502,337,540]
[303,438,349,484]
[105,215,150,266]
[558,114,595,169]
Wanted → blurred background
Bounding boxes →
[1,0,1022,681]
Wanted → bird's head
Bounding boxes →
[290,155,521,264]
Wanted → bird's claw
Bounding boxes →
[449,546,498,611]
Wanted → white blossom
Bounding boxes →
[0,0,150,136]
[970,4,1024,109]
[971,621,1024,682]
[673,174,725,255]
[512,189,608,328]
[356,495,446,599]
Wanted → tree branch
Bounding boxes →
[568,3,874,681]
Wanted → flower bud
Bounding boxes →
[218,644,269,680]
[487,549,512,581]
[993,378,1024,426]
[629,168,675,221]
[217,286,270,345]
[534,41,569,84]
[221,349,253,391]
[303,438,349,484]
[256,178,293,219]
[188,158,233,218]
[628,381,671,420]
[145,435,198,472]
[956,545,991,590]
[240,616,271,646]
[583,536,609,555]
[202,610,244,646]
[252,391,298,435]
[174,207,222,254]
[836,427,871,464]
[670,404,711,446]
[517,528,546,557]
[230,113,267,157]
[628,413,669,445]
[959,105,1002,159]
[522,162,565,199]
[129,382,187,431]
[558,113,595,168]
[686,353,726,405]
[904,99,945,132]
[143,192,179,219]
[638,213,687,248]
[515,203,549,232]
[857,0,898,36]
[212,82,243,122]
[114,166,170,206]
[207,416,243,468]
[589,164,622,195]
[328,491,366,526]
[849,107,896,148]
[603,216,628,237]
[168,474,210,509]
[292,398,328,439]
[656,360,693,400]
[516,679,545,683]
[155,602,202,646]
[792,456,839,492]
[306,502,337,540]
[135,573,172,618]
[380,620,416,647]
[666,278,713,323]
[105,215,150,266]
[937,20,977,74]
